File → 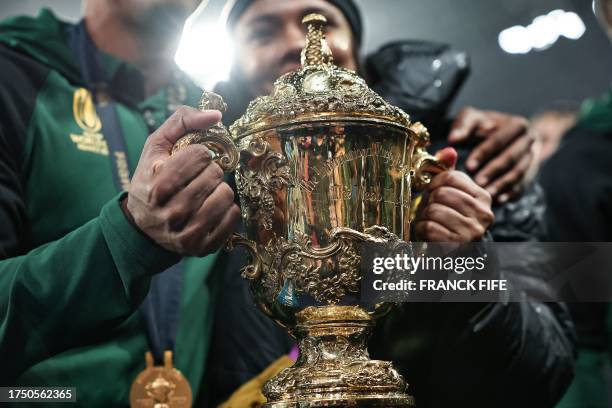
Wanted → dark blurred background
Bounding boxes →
[1,0,610,117]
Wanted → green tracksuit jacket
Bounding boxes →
[0,9,221,406]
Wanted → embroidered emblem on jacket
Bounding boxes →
[70,88,109,156]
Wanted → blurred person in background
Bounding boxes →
[207,1,576,407]
[530,107,577,163]
[540,0,612,407]
[0,0,243,406]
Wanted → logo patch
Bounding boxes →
[70,88,108,156]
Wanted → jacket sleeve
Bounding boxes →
[448,190,575,406]
[371,298,575,408]
[0,193,179,384]
[433,300,575,407]
[370,186,575,407]
[0,45,179,383]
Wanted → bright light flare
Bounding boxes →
[175,21,234,90]
[498,10,586,55]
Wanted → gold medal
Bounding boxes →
[130,351,192,408]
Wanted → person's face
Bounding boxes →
[116,0,201,49]
[531,112,575,163]
[232,0,359,97]
[596,0,612,38]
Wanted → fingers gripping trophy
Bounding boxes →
[174,14,447,408]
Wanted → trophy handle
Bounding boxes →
[226,233,262,280]
[171,91,239,172]
[410,122,451,189]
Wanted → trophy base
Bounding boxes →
[263,306,415,408]
[264,395,414,407]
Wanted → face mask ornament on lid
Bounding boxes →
[174,13,448,407]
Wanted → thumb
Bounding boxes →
[435,146,458,169]
[146,106,222,157]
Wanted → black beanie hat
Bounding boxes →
[224,0,363,48]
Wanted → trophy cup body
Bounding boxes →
[233,122,419,407]
[174,14,446,407]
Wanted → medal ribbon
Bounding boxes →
[67,21,184,365]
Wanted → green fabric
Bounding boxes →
[555,348,611,408]
[0,9,220,407]
[0,9,80,82]
[577,88,612,133]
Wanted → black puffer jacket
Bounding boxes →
[203,41,576,408]
[365,41,575,407]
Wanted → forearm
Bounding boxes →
[0,194,179,383]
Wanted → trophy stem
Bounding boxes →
[263,305,415,407]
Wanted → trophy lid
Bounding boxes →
[229,13,414,139]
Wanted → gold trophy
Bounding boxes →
[174,14,447,407]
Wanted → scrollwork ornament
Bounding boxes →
[236,149,292,230]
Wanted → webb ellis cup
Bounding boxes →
[173,14,447,407]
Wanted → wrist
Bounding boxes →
[120,195,138,228]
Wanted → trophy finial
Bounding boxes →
[199,90,227,113]
[301,13,334,67]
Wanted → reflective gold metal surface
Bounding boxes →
[129,351,192,408]
[232,121,419,407]
[173,91,239,172]
[229,12,413,139]
[174,13,449,407]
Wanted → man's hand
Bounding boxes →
[125,106,240,257]
[415,170,494,242]
[448,107,537,203]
